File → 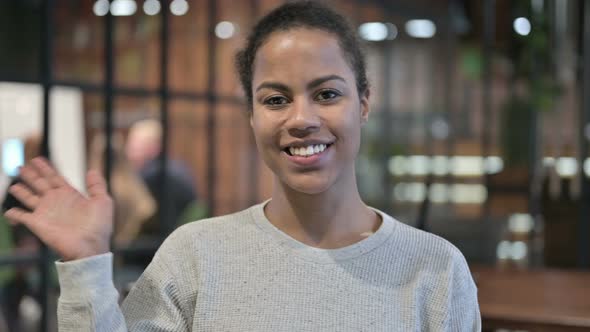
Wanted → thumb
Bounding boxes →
[86,169,109,199]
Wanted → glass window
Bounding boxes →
[114,14,161,89]
[169,0,209,93]
[213,102,256,215]
[53,1,104,84]
[215,0,254,97]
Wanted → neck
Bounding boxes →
[265,166,380,249]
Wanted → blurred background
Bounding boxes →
[0,0,589,331]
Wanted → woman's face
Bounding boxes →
[250,28,370,195]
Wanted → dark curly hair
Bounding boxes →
[235,1,369,112]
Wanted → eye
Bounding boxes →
[263,95,290,107]
[315,89,341,102]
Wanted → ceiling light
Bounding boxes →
[111,0,137,16]
[93,0,109,16]
[513,17,531,36]
[359,22,388,41]
[170,0,189,16]
[405,19,436,38]
[215,21,236,39]
[143,0,161,15]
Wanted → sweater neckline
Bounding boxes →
[250,200,396,264]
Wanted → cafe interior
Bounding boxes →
[0,0,589,331]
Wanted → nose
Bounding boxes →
[287,98,320,137]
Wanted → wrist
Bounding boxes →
[63,242,110,262]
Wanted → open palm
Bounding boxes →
[4,157,113,261]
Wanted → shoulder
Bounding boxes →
[399,220,465,262]
[378,213,478,310]
[376,210,470,275]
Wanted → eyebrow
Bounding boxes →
[255,75,346,93]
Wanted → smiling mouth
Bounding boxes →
[284,143,332,157]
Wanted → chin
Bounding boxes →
[280,173,335,195]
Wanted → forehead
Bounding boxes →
[252,28,354,85]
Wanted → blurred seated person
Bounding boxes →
[88,132,156,248]
[125,119,198,262]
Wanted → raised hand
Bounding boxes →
[3,157,114,261]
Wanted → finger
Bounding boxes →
[19,165,52,194]
[8,183,40,210]
[4,207,35,227]
[31,157,68,188]
[4,208,46,240]
[86,169,109,198]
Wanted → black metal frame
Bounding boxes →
[579,0,590,268]
[206,0,218,217]
[38,0,54,329]
[158,0,171,237]
[481,0,494,222]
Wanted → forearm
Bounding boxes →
[56,243,193,332]
[56,253,127,332]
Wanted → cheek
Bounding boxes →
[334,125,362,164]
[334,110,362,146]
[251,114,278,152]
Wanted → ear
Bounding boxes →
[359,89,370,124]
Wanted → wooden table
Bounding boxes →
[471,265,590,331]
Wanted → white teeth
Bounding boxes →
[288,144,328,157]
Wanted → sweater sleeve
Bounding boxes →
[444,250,482,332]
[120,244,192,331]
[56,230,196,331]
[56,253,127,331]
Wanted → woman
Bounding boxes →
[4,2,480,331]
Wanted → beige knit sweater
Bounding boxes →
[56,202,481,331]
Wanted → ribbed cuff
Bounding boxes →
[56,252,115,302]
